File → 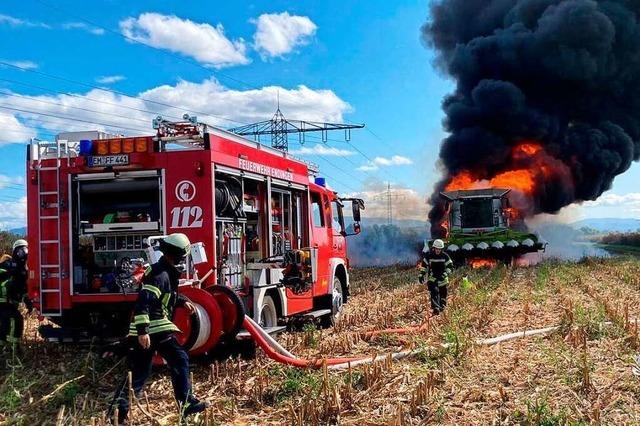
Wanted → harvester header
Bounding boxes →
[431,188,546,264]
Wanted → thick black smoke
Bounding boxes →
[423,0,640,233]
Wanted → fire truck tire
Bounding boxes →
[320,276,344,328]
[204,285,245,341]
[259,295,278,328]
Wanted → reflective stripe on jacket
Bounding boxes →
[127,257,185,337]
[419,251,453,286]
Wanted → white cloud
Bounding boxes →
[0,14,50,29]
[96,75,126,84]
[119,13,248,68]
[62,22,105,35]
[582,192,640,208]
[0,78,351,136]
[0,112,36,143]
[289,145,353,157]
[0,197,27,230]
[252,12,317,58]
[357,155,413,171]
[0,60,38,70]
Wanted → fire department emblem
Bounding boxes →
[175,180,196,202]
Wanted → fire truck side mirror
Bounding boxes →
[352,222,361,235]
[351,199,364,222]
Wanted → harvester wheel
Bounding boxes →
[259,295,278,328]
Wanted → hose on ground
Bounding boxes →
[243,315,564,370]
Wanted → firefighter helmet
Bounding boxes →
[432,239,445,250]
[12,239,28,251]
[160,233,191,259]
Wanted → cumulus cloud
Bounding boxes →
[0,112,36,143]
[289,144,353,157]
[357,155,413,172]
[581,193,640,213]
[62,22,105,35]
[0,197,27,230]
[96,75,126,84]
[0,60,38,70]
[0,78,351,137]
[0,14,50,29]
[120,13,248,68]
[252,12,317,58]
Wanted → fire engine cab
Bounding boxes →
[26,116,364,356]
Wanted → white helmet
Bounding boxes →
[12,239,28,251]
[432,239,445,250]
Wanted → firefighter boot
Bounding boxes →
[182,399,210,418]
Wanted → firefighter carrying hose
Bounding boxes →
[115,233,208,423]
[0,239,31,354]
[419,239,453,315]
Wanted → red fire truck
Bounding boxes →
[26,116,364,356]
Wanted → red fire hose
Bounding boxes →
[243,316,365,368]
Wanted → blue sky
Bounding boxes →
[0,0,637,229]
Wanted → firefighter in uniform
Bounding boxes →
[419,239,453,315]
[0,239,30,353]
[116,233,208,423]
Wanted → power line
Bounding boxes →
[0,105,150,134]
[0,60,246,126]
[0,90,152,125]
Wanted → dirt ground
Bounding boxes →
[3,257,640,425]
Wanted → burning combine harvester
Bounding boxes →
[431,188,546,266]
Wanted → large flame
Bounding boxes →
[445,142,545,195]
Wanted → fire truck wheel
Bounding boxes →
[259,295,278,329]
[205,285,245,341]
[321,276,344,329]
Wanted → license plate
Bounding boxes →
[88,155,130,167]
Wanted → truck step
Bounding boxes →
[303,309,332,319]
[236,325,286,340]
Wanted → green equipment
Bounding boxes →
[430,188,546,264]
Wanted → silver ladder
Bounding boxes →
[32,138,69,316]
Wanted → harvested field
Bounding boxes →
[3,258,640,425]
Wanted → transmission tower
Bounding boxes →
[372,182,406,225]
[228,104,365,152]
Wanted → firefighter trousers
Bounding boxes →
[117,334,194,420]
[427,282,448,313]
[0,303,23,346]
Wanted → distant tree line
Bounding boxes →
[0,230,24,255]
[600,232,640,248]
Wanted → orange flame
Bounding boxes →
[469,258,498,269]
[445,141,544,194]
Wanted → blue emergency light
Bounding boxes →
[79,139,93,156]
[315,177,326,187]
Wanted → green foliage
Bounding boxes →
[512,398,571,425]
[0,230,24,255]
[275,368,322,402]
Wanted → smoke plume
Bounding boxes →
[423,0,640,235]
